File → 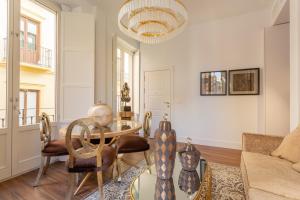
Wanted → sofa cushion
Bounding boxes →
[271,125,300,163]
[293,162,300,173]
[242,152,300,200]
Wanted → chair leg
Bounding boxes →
[65,173,76,200]
[43,156,51,175]
[74,172,92,196]
[97,171,104,200]
[144,151,151,174]
[116,157,122,182]
[112,160,117,180]
[33,156,45,187]
[75,173,80,186]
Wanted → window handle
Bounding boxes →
[13,104,19,111]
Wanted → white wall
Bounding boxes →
[265,23,290,136]
[95,7,106,104]
[141,10,270,149]
[94,2,139,108]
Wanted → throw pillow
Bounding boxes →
[271,125,300,163]
[293,162,300,173]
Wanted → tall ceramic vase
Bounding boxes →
[155,178,176,200]
[154,114,176,180]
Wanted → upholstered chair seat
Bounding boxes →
[42,139,81,156]
[118,135,150,153]
[34,113,81,187]
[67,146,116,173]
[115,112,152,181]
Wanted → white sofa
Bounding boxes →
[241,133,300,200]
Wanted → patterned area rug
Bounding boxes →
[85,162,245,200]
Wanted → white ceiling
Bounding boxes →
[50,0,99,8]
[100,0,276,25]
[183,0,275,24]
[51,0,276,25]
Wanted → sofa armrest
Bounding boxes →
[242,133,283,155]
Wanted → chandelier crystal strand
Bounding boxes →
[118,0,188,44]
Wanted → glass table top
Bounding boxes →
[60,120,142,138]
[130,153,211,200]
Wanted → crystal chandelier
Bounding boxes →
[118,0,188,44]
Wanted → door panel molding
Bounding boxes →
[141,66,174,137]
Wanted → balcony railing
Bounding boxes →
[1,38,53,68]
[0,108,55,128]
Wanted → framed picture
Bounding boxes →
[228,68,260,95]
[200,71,227,96]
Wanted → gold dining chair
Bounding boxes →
[115,112,152,179]
[33,113,81,187]
[65,118,116,200]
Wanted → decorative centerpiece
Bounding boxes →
[178,169,200,195]
[87,102,113,127]
[178,138,200,171]
[120,82,131,112]
[155,178,176,200]
[154,114,176,180]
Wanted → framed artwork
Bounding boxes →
[228,68,260,95]
[200,71,227,96]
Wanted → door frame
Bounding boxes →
[0,0,15,181]
[141,66,174,126]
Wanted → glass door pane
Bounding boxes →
[19,0,57,126]
[0,0,8,129]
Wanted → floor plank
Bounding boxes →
[0,141,241,200]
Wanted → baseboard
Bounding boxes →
[177,137,241,150]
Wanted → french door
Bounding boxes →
[0,0,58,180]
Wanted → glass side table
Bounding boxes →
[130,153,212,200]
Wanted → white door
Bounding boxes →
[12,0,58,176]
[144,69,172,137]
[0,0,12,180]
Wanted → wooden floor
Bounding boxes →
[0,142,241,200]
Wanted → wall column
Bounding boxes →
[290,0,300,130]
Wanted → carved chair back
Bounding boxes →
[143,111,152,138]
[40,112,52,150]
[65,118,106,169]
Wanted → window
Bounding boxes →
[116,47,133,113]
[18,0,57,126]
[115,40,140,116]
[19,89,40,126]
[20,16,40,64]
